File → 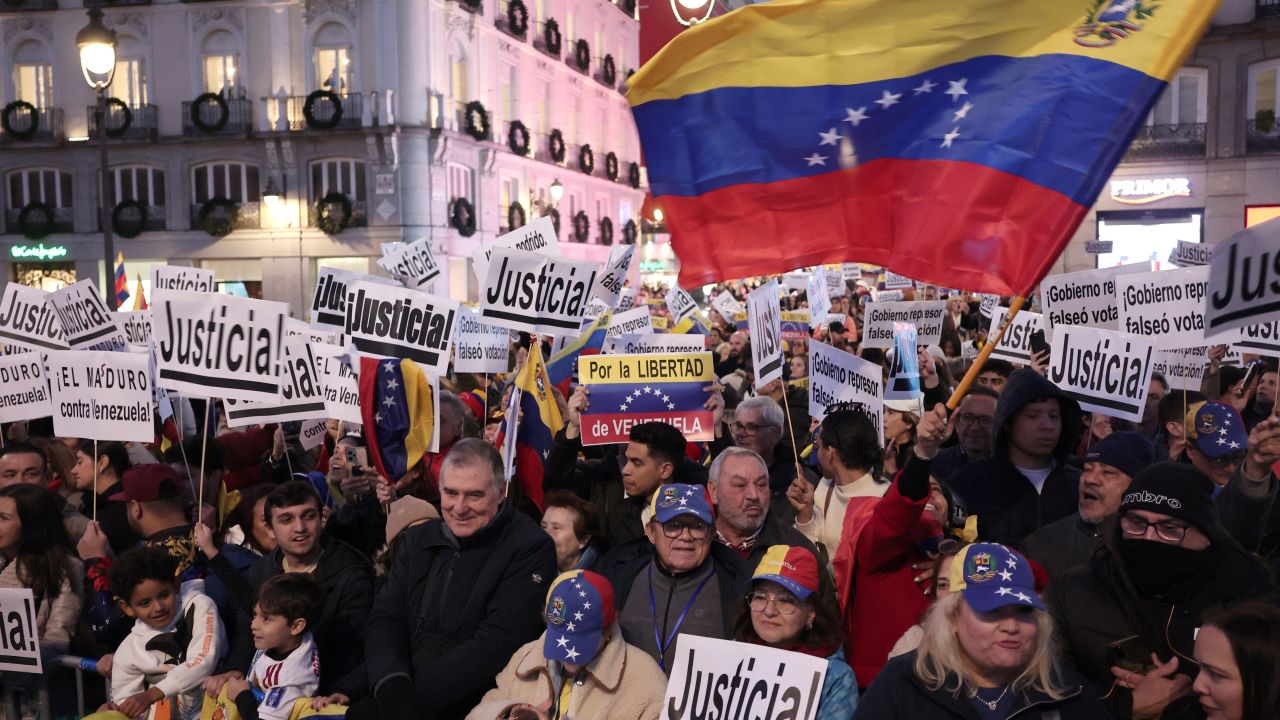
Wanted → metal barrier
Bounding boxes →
[1,655,99,720]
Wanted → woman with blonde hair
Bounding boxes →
[856,543,1107,719]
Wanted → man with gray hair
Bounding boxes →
[357,438,557,720]
[726,395,813,523]
[421,390,470,502]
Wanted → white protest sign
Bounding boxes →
[593,245,635,308]
[986,308,1044,364]
[377,237,442,291]
[876,289,905,302]
[224,336,328,427]
[0,283,67,352]
[1040,263,1150,341]
[605,333,704,355]
[343,282,459,376]
[313,343,362,425]
[979,294,1000,319]
[1047,326,1155,422]
[480,247,599,336]
[887,322,922,401]
[455,308,511,374]
[824,269,845,299]
[808,270,831,329]
[1205,222,1280,337]
[1118,265,1240,349]
[47,280,128,351]
[1170,240,1211,267]
[809,341,883,440]
[783,273,809,292]
[117,311,151,351]
[310,267,399,331]
[883,271,914,290]
[0,354,51,423]
[299,417,329,450]
[747,280,784,385]
[1085,240,1114,254]
[1149,346,1241,392]
[606,306,653,339]
[862,301,946,349]
[616,287,638,312]
[1234,320,1280,358]
[286,318,345,346]
[660,634,827,720]
[0,589,42,674]
[665,284,698,325]
[380,242,404,257]
[151,266,215,294]
[711,291,743,324]
[473,215,561,286]
[152,289,287,402]
[46,350,153,442]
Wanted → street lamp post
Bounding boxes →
[77,8,118,309]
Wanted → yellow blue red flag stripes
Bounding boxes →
[628,0,1218,296]
[360,357,434,479]
[512,342,564,462]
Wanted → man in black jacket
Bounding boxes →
[1049,463,1276,720]
[204,480,373,703]
[357,438,556,720]
[946,368,1082,547]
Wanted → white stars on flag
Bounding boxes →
[941,128,960,149]
[945,78,969,101]
[875,90,902,109]
[912,79,937,95]
[843,107,868,126]
[953,102,974,121]
[818,128,842,146]
[805,153,827,167]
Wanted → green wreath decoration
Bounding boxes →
[508,201,527,231]
[111,199,148,239]
[461,0,481,10]
[602,55,617,86]
[574,39,591,71]
[103,97,132,139]
[17,202,54,240]
[622,219,638,245]
[464,101,490,141]
[316,192,354,236]
[547,207,561,237]
[190,93,230,133]
[2,100,38,141]
[578,144,595,175]
[303,90,343,130]
[605,152,619,182]
[543,19,563,56]
[507,0,529,36]
[450,197,477,237]
[599,217,614,246]
[507,120,530,156]
[628,161,641,189]
[572,210,589,243]
[198,197,239,238]
[548,128,566,163]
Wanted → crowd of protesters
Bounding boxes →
[3,278,1279,720]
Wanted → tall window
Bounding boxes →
[201,30,240,95]
[12,40,52,109]
[313,23,353,93]
[109,36,148,107]
[191,162,260,203]
[540,80,552,135]
[7,169,72,209]
[1149,68,1206,126]
[1249,60,1280,123]
[108,166,165,206]
[310,159,367,200]
[499,64,517,132]
[449,42,469,118]
[568,93,581,144]
[501,177,520,222]
[448,163,474,202]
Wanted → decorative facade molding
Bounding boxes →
[305,0,357,25]
[104,11,150,39]
[1,17,52,44]
[190,7,246,33]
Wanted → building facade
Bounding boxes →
[0,0,645,311]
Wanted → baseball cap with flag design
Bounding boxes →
[543,570,615,666]
[948,543,1044,612]
[751,545,820,600]
[649,483,714,525]
[1183,401,1248,461]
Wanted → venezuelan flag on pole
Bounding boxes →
[512,342,564,462]
[132,273,148,311]
[114,252,130,306]
[629,0,1217,296]
[359,357,435,479]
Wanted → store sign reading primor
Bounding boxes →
[1109,177,1191,205]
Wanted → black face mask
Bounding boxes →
[1117,538,1213,598]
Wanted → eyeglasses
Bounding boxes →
[731,421,778,436]
[1120,513,1190,543]
[660,519,709,540]
[746,591,803,615]
[1206,451,1247,469]
[955,413,993,429]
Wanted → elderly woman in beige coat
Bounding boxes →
[467,570,667,720]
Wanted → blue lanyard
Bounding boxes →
[647,564,713,671]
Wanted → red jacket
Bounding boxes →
[840,478,940,688]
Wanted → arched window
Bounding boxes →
[108,166,166,207]
[309,158,367,201]
[201,30,240,95]
[7,168,72,209]
[449,41,469,120]
[313,22,353,94]
[11,40,52,109]
[191,162,260,203]
[109,35,148,107]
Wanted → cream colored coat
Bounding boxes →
[467,625,667,720]
[0,555,83,651]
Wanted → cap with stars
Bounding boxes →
[948,543,1044,613]
[1183,401,1248,461]
[543,570,615,666]
[650,483,714,525]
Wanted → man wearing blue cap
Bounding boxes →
[1202,399,1280,578]
[598,483,750,674]
[1023,431,1155,584]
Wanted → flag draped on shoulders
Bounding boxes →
[628,0,1216,296]
[360,357,434,480]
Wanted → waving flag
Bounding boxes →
[114,252,130,306]
[629,0,1217,296]
[132,273,148,311]
[512,343,564,462]
[547,313,610,397]
[359,357,435,479]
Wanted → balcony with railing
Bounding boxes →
[495,0,528,39]
[1246,119,1280,154]
[188,201,261,232]
[5,206,74,235]
[87,103,158,142]
[533,21,561,58]
[1123,123,1206,161]
[285,92,363,131]
[183,97,253,137]
[308,199,369,229]
[1261,0,1280,19]
[1,106,63,143]
[98,204,166,233]
[0,0,56,12]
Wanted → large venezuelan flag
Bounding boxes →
[512,343,565,461]
[359,357,435,479]
[629,0,1218,296]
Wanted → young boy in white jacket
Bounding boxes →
[104,546,226,720]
